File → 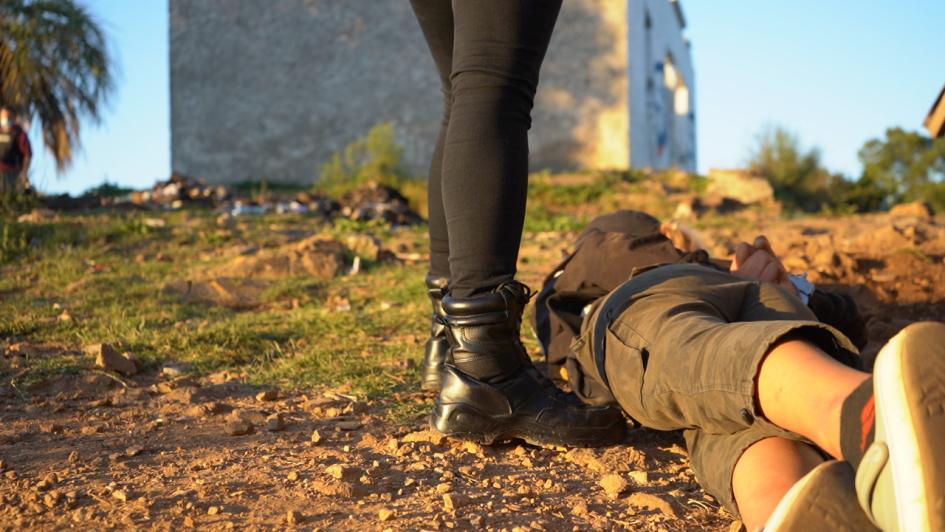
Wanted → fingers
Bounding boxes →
[733,242,755,270]
[752,235,772,254]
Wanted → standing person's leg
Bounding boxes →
[429,0,626,447]
[442,0,559,298]
[409,0,454,390]
[408,0,452,282]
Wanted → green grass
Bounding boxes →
[1,169,764,423]
[0,209,433,421]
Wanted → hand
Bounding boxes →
[730,236,797,295]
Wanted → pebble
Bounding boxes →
[325,464,357,481]
[286,510,304,525]
[336,420,363,431]
[442,493,468,512]
[207,506,220,515]
[265,413,286,432]
[225,419,253,436]
[112,490,129,502]
[311,430,324,444]
[435,482,452,494]
[287,471,300,482]
[599,474,628,497]
[256,390,279,402]
[572,501,589,517]
[402,429,446,446]
[628,471,649,484]
[626,492,679,519]
[126,446,144,457]
[86,343,137,376]
[378,508,394,521]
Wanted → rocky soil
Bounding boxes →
[3,203,944,531]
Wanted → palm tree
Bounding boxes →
[0,0,113,175]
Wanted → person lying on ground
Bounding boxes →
[522,211,943,531]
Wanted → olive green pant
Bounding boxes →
[572,264,859,516]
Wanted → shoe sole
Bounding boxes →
[431,402,625,448]
[766,461,879,532]
[872,321,945,532]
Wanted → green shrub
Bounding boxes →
[317,123,410,195]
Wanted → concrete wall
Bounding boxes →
[628,0,696,171]
[170,0,695,184]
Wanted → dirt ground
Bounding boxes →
[2,208,944,531]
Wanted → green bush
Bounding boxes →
[317,123,409,195]
[747,126,832,212]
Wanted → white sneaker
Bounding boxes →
[855,322,945,531]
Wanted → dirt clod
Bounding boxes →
[286,510,304,525]
[86,343,137,376]
[600,474,629,498]
[265,413,286,432]
[225,418,253,436]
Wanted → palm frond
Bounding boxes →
[0,0,114,172]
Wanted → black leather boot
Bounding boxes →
[431,281,626,447]
[421,273,449,391]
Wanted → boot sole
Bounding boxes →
[430,401,625,448]
[872,322,945,532]
[766,461,879,532]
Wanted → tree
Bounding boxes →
[747,126,832,212]
[858,127,945,210]
[0,0,113,175]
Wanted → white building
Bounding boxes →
[170,0,696,184]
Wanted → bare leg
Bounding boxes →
[756,339,870,459]
[732,437,825,530]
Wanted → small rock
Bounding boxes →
[39,422,63,434]
[443,493,468,512]
[161,363,190,377]
[112,490,129,502]
[255,390,279,402]
[287,471,300,482]
[378,508,395,521]
[225,419,253,436]
[336,420,362,431]
[572,501,589,517]
[4,470,16,480]
[86,343,137,376]
[43,491,61,508]
[265,413,286,432]
[207,506,220,515]
[626,492,679,519]
[628,471,649,485]
[325,464,358,481]
[599,474,629,498]
[67,451,79,463]
[402,429,446,446]
[125,446,144,457]
[310,430,324,444]
[164,387,205,405]
[436,482,452,494]
[287,510,304,525]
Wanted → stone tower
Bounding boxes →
[170,0,695,184]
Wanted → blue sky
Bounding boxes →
[29,0,945,195]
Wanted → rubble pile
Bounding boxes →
[338,182,424,226]
[33,174,426,226]
[131,172,230,208]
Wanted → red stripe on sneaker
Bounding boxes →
[860,395,875,453]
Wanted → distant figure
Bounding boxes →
[0,108,33,194]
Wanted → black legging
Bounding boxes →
[410,0,562,298]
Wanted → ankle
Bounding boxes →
[838,377,875,468]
